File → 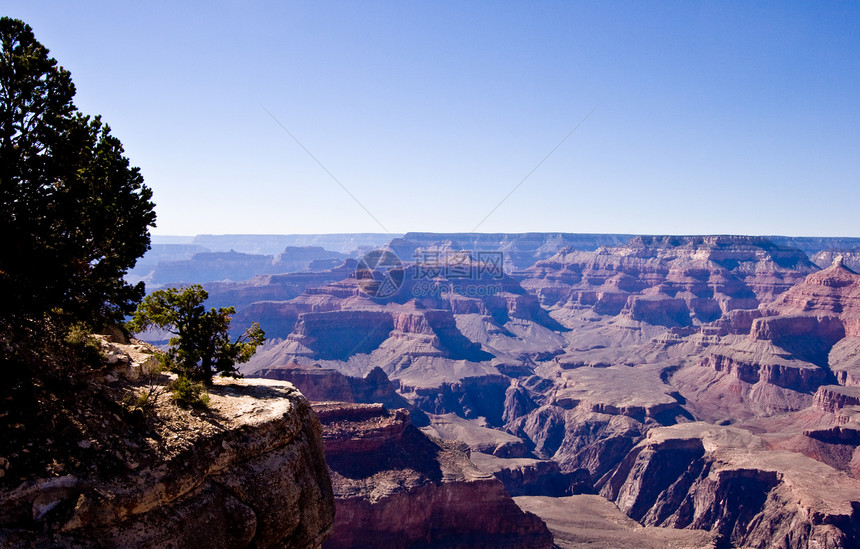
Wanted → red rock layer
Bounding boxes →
[766,261,860,337]
[813,385,860,413]
[315,403,553,549]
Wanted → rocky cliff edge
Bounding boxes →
[0,358,335,549]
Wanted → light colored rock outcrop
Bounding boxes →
[0,377,335,548]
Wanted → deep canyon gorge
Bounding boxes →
[154,233,860,547]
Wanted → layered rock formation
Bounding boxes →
[764,259,860,334]
[669,260,860,422]
[672,337,825,420]
[148,247,351,288]
[207,259,359,311]
[814,385,860,414]
[315,403,553,549]
[766,236,860,257]
[150,250,275,286]
[131,233,393,284]
[391,232,638,270]
[518,235,817,326]
[830,338,860,386]
[469,453,592,497]
[0,377,335,548]
[421,412,532,457]
[602,423,860,548]
[126,242,210,284]
[239,269,559,424]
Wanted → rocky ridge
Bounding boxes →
[602,423,860,548]
[518,235,817,326]
[0,349,335,548]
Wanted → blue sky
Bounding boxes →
[6,1,859,236]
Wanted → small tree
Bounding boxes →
[127,285,265,383]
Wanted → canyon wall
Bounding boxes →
[602,424,860,548]
[316,403,553,549]
[0,377,334,548]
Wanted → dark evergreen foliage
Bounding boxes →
[128,285,265,382]
[0,17,156,332]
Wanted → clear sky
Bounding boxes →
[5,1,859,237]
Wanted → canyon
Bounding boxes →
[132,233,860,548]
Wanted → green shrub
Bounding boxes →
[64,323,105,368]
[123,389,154,412]
[169,376,210,408]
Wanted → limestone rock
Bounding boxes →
[0,378,335,548]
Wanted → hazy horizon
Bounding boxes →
[150,231,859,239]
